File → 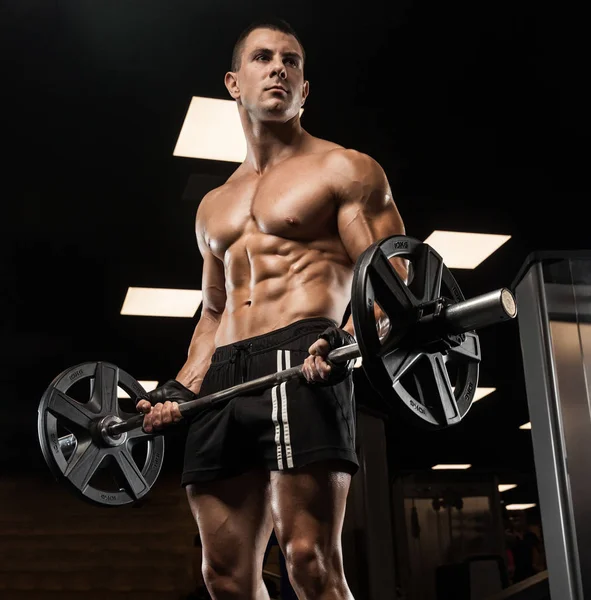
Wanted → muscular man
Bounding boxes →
[137,18,406,600]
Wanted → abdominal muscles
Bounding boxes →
[215,233,353,346]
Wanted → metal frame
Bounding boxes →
[513,253,591,600]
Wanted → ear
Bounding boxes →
[301,79,310,107]
[225,71,240,99]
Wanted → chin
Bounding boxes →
[259,103,297,122]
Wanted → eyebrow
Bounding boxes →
[249,47,302,64]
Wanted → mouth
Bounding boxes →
[266,85,288,93]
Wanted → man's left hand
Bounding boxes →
[302,338,332,383]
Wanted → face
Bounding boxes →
[225,28,309,122]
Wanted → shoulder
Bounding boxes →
[195,185,223,227]
[195,167,248,225]
[301,133,387,180]
[322,147,387,182]
[314,147,388,188]
[319,148,390,199]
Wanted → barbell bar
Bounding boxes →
[55,285,515,456]
[106,286,515,438]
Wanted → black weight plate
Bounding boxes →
[37,362,165,507]
[352,235,480,429]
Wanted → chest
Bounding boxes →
[205,163,337,255]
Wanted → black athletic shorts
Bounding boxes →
[181,317,358,485]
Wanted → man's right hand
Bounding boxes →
[136,400,183,433]
[135,379,196,432]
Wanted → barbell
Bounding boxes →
[37,235,517,506]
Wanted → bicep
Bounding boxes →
[336,153,407,280]
[200,249,227,316]
[195,202,226,317]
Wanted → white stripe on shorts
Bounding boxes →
[280,350,294,468]
[272,351,283,470]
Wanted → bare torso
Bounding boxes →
[199,137,354,346]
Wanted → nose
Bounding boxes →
[270,59,287,80]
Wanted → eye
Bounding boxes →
[255,54,269,61]
[285,58,297,67]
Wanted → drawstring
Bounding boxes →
[229,342,253,383]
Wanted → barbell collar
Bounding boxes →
[96,415,128,447]
[442,287,517,334]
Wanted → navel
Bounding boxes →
[285,217,300,226]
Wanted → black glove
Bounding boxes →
[314,326,357,386]
[137,379,197,406]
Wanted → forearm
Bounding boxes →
[175,309,222,394]
[342,304,390,340]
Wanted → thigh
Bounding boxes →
[270,460,351,554]
[186,469,274,576]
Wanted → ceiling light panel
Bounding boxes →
[121,287,202,318]
[424,231,511,269]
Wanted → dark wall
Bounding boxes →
[0,470,197,600]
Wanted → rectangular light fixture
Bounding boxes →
[121,287,202,318]
[173,97,246,163]
[423,231,511,269]
[519,422,532,430]
[118,381,159,399]
[431,464,472,470]
[473,387,496,402]
[498,484,518,493]
[505,503,537,511]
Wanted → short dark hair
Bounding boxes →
[231,17,305,72]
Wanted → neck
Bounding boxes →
[239,107,307,174]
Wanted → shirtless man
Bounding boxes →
[137,18,406,600]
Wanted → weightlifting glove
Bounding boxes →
[314,326,357,386]
[137,379,197,406]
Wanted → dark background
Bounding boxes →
[2,0,589,511]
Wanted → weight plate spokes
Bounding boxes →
[352,235,481,429]
[37,362,165,507]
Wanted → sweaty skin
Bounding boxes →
[202,143,398,342]
[137,143,405,427]
[137,25,407,600]
[170,141,406,398]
